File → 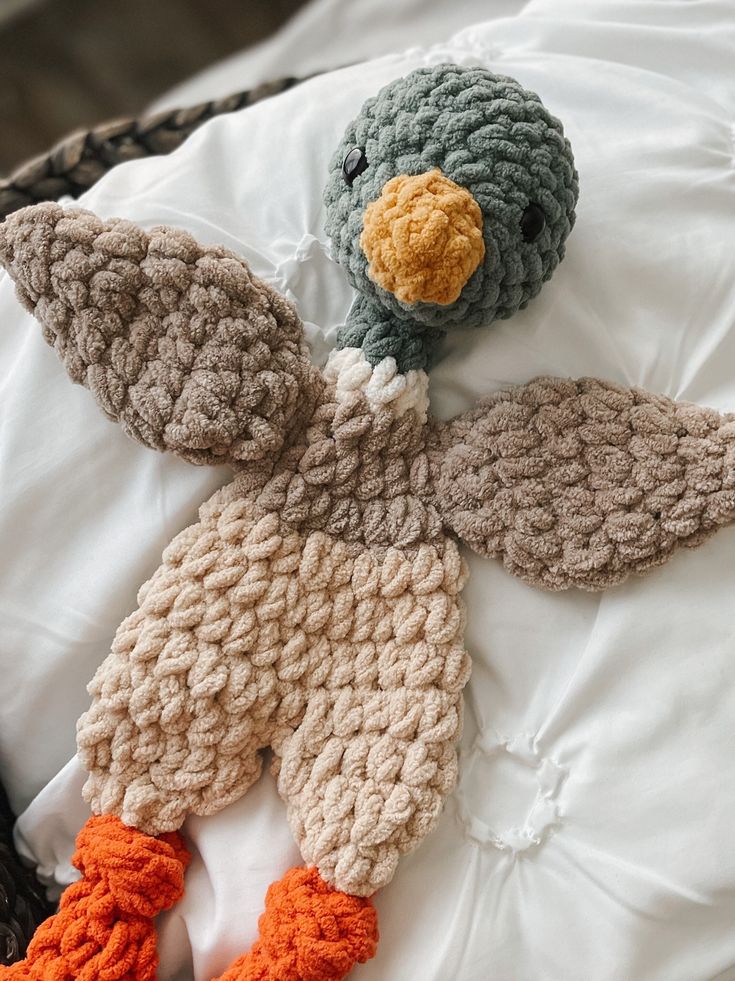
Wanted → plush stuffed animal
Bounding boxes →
[1,63,734,981]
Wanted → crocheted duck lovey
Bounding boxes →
[1,63,735,981]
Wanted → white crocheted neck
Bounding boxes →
[324,347,429,423]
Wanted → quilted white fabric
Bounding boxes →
[1,1,734,979]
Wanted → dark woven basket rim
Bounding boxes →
[0,778,54,965]
[0,72,315,222]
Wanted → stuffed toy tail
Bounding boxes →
[214,867,378,981]
[0,815,189,981]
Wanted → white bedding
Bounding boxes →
[1,1,735,979]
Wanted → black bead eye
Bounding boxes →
[520,203,546,243]
[342,146,368,186]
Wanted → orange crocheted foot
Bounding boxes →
[0,814,189,980]
[214,866,378,981]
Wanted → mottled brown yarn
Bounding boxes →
[253,390,442,548]
[1,205,471,896]
[429,376,735,590]
[4,205,735,905]
[0,203,322,466]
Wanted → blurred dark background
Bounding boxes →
[0,0,305,174]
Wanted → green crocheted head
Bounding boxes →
[324,63,578,371]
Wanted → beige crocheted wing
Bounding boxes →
[428,376,735,591]
[0,203,321,467]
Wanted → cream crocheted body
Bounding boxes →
[4,204,735,901]
[77,356,470,896]
[6,63,735,981]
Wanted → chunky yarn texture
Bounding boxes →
[213,867,378,981]
[77,401,470,897]
[429,376,735,590]
[360,170,485,306]
[0,816,189,981]
[0,202,320,467]
[334,293,446,374]
[4,204,735,906]
[3,59,733,981]
[325,63,578,370]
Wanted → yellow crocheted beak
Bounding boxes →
[360,169,485,306]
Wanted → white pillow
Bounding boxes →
[3,4,735,980]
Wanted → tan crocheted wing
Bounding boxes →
[0,203,321,467]
[427,376,735,590]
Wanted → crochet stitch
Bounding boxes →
[429,376,735,590]
[212,867,378,981]
[2,62,732,981]
[0,816,189,980]
[0,207,321,466]
[78,500,469,896]
[360,169,485,305]
[324,64,578,370]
